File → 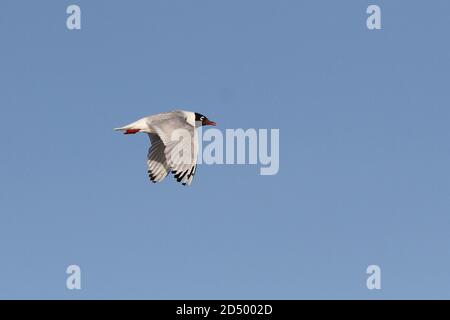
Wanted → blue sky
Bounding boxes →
[0,0,449,299]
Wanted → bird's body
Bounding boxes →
[115,110,216,186]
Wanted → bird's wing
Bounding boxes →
[150,113,199,186]
[165,140,198,186]
[147,133,170,183]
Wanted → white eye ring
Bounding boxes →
[200,116,204,120]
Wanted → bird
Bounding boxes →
[114,110,216,186]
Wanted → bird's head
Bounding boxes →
[195,112,217,127]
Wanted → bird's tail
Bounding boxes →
[114,118,148,134]
[114,126,142,134]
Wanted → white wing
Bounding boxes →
[147,111,199,186]
[147,134,170,183]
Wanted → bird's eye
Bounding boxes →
[200,116,204,120]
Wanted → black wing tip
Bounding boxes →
[148,170,157,183]
[172,165,197,184]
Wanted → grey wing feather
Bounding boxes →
[164,140,198,186]
[147,134,170,183]
[146,112,199,186]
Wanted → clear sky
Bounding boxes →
[0,0,449,299]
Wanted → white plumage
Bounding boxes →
[115,110,216,186]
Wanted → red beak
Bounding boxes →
[204,120,217,126]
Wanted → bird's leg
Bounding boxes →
[124,129,141,134]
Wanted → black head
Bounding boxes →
[195,112,216,127]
